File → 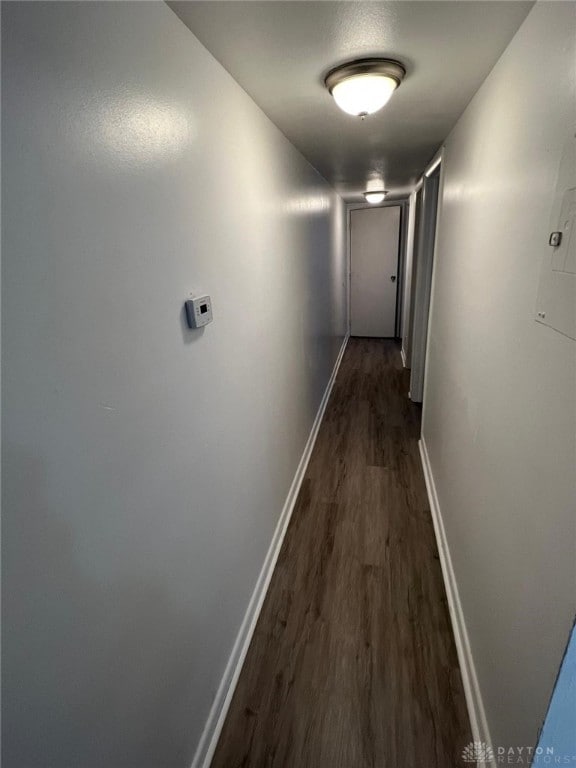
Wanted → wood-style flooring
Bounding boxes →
[211,338,471,768]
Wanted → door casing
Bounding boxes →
[409,165,441,402]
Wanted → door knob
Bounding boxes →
[390,275,397,282]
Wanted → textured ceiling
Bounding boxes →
[168,1,533,201]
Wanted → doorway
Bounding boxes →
[350,205,401,337]
[404,186,424,366]
[409,164,441,402]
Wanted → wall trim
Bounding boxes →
[401,347,407,368]
[418,437,495,767]
[191,333,350,768]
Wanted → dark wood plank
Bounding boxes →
[211,338,471,768]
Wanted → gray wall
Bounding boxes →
[422,2,575,750]
[1,3,347,766]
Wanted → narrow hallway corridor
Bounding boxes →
[212,339,471,767]
[4,4,575,764]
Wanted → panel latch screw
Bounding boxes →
[549,232,562,247]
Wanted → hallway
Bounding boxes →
[212,339,471,767]
[4,3,575,765]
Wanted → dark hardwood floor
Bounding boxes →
[211,338,471,768]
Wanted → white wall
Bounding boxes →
[422,1,576,751]
[1,3,347,766]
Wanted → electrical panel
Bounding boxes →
[536,133,576,341]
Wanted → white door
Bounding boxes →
[351,206,400,337]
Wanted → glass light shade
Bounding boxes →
[364,191,386,204]
[331,74,397,116]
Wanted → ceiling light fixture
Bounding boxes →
[364,190,388,204]
[325,58,406,117]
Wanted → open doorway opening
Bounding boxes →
[404,185,424,365]
[408,163,441,402]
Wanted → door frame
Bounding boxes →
[408,155,443,402]
[346,198,409,338]
[403,186,424,367]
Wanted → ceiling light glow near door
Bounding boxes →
[364,191,387,204]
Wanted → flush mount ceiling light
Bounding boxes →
[324,58,406,117]
[364,190,388,204]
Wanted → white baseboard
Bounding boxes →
[401,347,407,368]
[191,334,350,768]
[418,437,495,767]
